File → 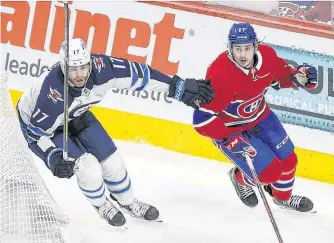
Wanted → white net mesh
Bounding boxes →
[0,72,71,243]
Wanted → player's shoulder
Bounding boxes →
[258,44,277,57]
[39,63,63,87]
[209,51,229,67]
[23,63,66,112]
[38,63,65,99]
[206,51,235,92]
[207,51,230,78]
[90,53,115,85]
[91,53,109,62]
[90,54,109,72]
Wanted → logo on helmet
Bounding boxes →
[79,39,87,50]
[238,27,248,33]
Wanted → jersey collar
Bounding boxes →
[228,50,263,75]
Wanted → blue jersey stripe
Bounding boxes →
[130,63,139,87]
[193,109,216,125]
[135,63,149,91]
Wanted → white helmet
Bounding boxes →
[59,38,91,67]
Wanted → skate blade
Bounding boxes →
[114,224,128,230]
[120,225,128,230]
[276,205,317,214]
[153,216,163,222]
[306,208,317,214]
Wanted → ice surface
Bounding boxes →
[35,140,334,243]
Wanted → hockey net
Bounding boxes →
[0,71,73,243]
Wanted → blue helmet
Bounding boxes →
[228,22,257,44]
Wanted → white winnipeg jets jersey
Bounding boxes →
[17,54,171,151]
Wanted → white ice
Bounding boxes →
[35,140,334,243]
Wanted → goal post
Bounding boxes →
[0,71,78,243]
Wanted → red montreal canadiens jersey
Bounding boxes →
[193,44,297,140]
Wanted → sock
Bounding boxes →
[271,152,298,201]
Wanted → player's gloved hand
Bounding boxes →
[168,75,214,109]
[45,148,76,179]
[219,133,257,159]
[293,63,318,89]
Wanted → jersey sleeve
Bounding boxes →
[270,49,297,90]
[193,59,234,140]
[23,72,66,152]
[95,54,171,93]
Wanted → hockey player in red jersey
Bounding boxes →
[193,22,318,212]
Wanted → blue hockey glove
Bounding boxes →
[45,148,76,179]
[293,63,318,89]
[168,75,214,109]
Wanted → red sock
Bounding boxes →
[271,152,298,201]
[235,169,254,186]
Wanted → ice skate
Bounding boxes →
[110,194,162,222]
[264,185,315,213]
[273,195,315,212]
[228,167,258,208]
[94,199,126,227]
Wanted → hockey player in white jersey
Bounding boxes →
[17,38,214,227]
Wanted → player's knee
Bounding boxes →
[258,157,282,184]
[281,151,298,173]
[74,153,106,205]
[101,151,127,181]
[75,153,102,182]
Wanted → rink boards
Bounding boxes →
[1,1,333,183]
[9,89,334,184]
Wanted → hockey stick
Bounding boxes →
[62,3,70,161]
[244,153,284,243]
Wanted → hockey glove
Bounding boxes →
[219,134,257,159]
[168,75,214,109]
[293,63,318,89]
[45,148,76,179]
